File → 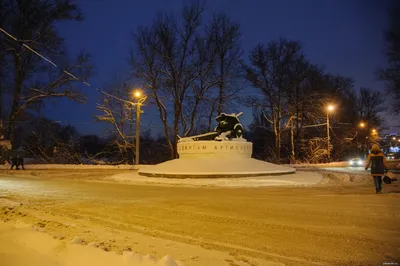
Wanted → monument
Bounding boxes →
[138,112,295,178]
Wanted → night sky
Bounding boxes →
[46,0,393,137]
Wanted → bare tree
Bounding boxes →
[129,4,245,159]
[302,137,329,164]
[1,0,91,146]
[96,76,135,164]
[180,29,219,137]
[130,3,216,159]
[285,59,325,163]
[206,11,242,116]
[379,4,400,114]
[242,38,304,162]
[357,87,385,129]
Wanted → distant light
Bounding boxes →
[133,90,142,98]
[327,105,335,112]
[360,122,365,128]
[393,137,396,140]
[372,129,377,133]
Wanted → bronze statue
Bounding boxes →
[178,112,244,142]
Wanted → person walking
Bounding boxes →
[365,144,389,194]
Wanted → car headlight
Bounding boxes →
[358,161,363,165]
[349,161,353,165]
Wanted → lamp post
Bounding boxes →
[370,129,378,147]
[358,122,366,155]
[326,105,335,160]
[133,90,147,166]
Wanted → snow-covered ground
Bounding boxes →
[283,161,349,168]
[107,170,323,187]
[0,220,184,266]
[1,163,137,170]
[0,163,379,187]
[1,169,399,265]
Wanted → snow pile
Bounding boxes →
[0,164,136,170]
[0,221,184,266]
[317,172,372,185]
[285,161,348,168]
[109,171,322,187]
[138,157,295,177]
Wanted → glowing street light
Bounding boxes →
[359,122,365,128]
[372,129,377,134]
[132,89,147,166]
[134,90,142,98]
[393,137,396,140]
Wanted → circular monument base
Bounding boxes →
[138,140,295,178]
[138,157,296,178]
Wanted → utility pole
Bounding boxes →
[133,90,147,167]
[327,111,330,160]
[135,100,141,166]
[326,105,334,161]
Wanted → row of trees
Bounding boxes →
[101,2,387,163]
[1,0,397,164]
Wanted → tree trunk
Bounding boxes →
[8,55,23,147]
[290,118,295,164]
[272,122,280,163]
[173,103,181,159]
[275,131,281,163]
[272,111,281,163]
[218,57,225,114]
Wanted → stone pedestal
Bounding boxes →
[177,140,252,159]
[138,140,296,178]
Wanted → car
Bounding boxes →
[349,158,364,167]
[386,152,400,160]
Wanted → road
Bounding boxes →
[0,172,400,266]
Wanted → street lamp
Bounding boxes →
[133,90,147,167]
[357,122,366,156]
[326,105,335,160]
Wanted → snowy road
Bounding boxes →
[0,173,400,266]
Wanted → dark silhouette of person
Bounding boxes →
[365,144,388,194]
[10,154,25,170]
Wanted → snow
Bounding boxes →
[0,164,137,170]
[0,220,184,266]
[108,170,322,187]
[284,162,349,168]
[138,158,295,177]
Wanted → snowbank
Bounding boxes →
[0,164,137,170]
[284,162,348,168]
[0,220,184,266]
[108,171,322,187]
[138,158,295,177]
[317,172,371,185]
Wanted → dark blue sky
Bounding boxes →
[46,0,393,136]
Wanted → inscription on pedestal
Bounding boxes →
[178,141,252,158]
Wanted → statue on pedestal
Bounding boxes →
[178,112,244,142]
